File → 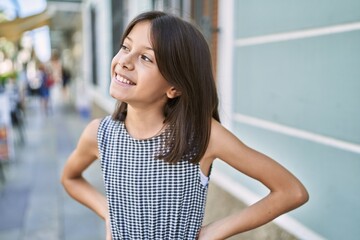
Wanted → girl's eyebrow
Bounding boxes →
[126,36,154,51]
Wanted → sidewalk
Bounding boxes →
[0,95,105,240]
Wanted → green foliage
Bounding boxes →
[0,71,17,86]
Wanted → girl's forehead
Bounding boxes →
[129,21,151,37]
[126,21,153,45]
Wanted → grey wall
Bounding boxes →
[219,1,360,239]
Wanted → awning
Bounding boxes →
[0,11,51,42]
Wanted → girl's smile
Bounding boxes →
[113,73,136,86]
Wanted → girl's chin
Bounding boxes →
[109,90,125,101]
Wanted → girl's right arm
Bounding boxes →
[61,119,111,238]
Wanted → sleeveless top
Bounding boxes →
[98,116,209,240]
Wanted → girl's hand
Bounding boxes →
[105,216,112,240]
[197,225,214,240]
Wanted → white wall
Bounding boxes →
[82,0,115,113]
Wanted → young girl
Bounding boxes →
[61,11,309,240]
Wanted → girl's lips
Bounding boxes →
[113,74,136,86]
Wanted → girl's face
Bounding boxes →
[110,21,172,109]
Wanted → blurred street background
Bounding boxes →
[0,89,105,240]
[0,0,359,239]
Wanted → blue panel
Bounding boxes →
[233,30,360,143]
[234,0,360,38]
[214,122,360,239]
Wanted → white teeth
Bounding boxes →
[116,74,134,85]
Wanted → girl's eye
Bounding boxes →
[120,44,129,51]
[141,55,152,63]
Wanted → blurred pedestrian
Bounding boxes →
[49,50,63,85]
[37,63,53,115]
[6,77,25,144]
[61,67,71,101]
[62,11,309,240]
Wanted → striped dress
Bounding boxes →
[98,116,209,239]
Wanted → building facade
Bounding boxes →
[217,1,360,239]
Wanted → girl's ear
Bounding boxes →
[166,87,182,99]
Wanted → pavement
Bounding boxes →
[0,94,106,240]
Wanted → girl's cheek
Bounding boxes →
[112,56,119,65]
[112,51,122,63]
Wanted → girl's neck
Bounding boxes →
[124,105,166,140]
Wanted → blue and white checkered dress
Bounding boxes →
[98,116,209,239]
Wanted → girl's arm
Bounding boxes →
[200,119,309,239]
[61,119,109,222]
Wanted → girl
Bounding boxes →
[61,11,309,240]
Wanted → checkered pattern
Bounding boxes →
[98,116,208,240]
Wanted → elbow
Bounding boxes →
[61,167,72,189]
[60,161,75,188]
[61,171,75,195]
[60,170,67,188]
[292,184,309,207]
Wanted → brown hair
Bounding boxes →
[112,11,220,164]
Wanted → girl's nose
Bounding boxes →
[118,54,134,70]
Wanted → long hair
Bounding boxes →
[112,11,220,164]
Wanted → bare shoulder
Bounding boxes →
[76,118,102,158]
[208,118,252,161]
[62,118,103,179]
[206,119,237,159]
[81,118,102,140]
[209,119,238,146]
[210,118,228,137]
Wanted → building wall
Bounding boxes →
[82,0,115,114]
[217,0,360,239]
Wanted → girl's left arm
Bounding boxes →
[200,120,309,239]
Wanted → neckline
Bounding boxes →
[121,121,167,141]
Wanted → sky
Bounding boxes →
[0,0,47,18]
[0,0,51,62]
